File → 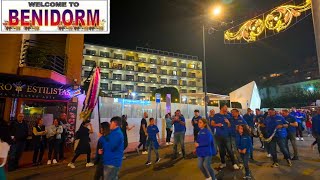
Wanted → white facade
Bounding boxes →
[229,81,261,110]
[82,44,203,100]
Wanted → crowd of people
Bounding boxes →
[1,106,320,180]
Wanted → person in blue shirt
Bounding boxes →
[236,124,253,179]
[230,109,248,165]
[94,122,110,180]
[282,109,299,160]
[195,118,217,180]
[145,118,161,165]
[192,109,202,142]
[243,108,255,151]
[311,108,320,155]
[208,109,218,152]
[98,116,124,180]
[173,110,186,159]
[255,109,265,149]
[290,107,304,141]
[165,113,173,145]
[261,108,292,168]
[212,104,239,170]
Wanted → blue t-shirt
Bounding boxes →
[312,114,320,135]
[213,113,231,137]
[243,114,255,127]
[147,125,159,140]
[192,116,202,132]
[173,116,186,133]
[284,114,297,134]
[264,115,286,138]
[290,111,304,123]
[208,116,215,134]
[230,116,248,137]
[236,134,253,154]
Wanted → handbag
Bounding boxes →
[0,139,10,167]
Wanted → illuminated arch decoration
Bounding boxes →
[224,0,311,44]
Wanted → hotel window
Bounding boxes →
[190,73,196,78]
[138,67,146,72]
[150,87,157,92]
[127,55,134,61]
[150,68,157,74]
[126,75,134,81]
[180,63,186,68]
[126,65,134,71]
[113,74,122,80]
[112,84,121,91]
[161,79,167,84]
[85,49,96,55]
[114,53,123,59]
[112,63,123,70]
[181,89,187,93]
[181,72,187,77]
[150,77,157,83]
[189,81,196,86]
[100,62,109,68]
[161,70,167,75]
[100,72,109,79]
[172,62,177,66]
[139,57,146,62]
[100,83,108,90]
[182,80,187,86]
[162,61,167,65]
[171,79,178,85]
[125,85,134,91]
[100,51,110,57]
[137,86,146,93]
[189,90,197,93]
[83,71,91,77]
[138,76,146,82]
[85,60,96,66]
[150,59,157,64]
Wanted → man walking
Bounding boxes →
[312,108,320,156]
[282,109,299,160]
[173,110,186,159]
[191,110,202,142]
[58,113,68,161]
[136,112,148,154]
[8,113,29,171]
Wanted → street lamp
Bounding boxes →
[203,5,222,118]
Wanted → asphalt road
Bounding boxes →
[7,135,320,180]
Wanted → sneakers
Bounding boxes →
[68,163,75,168]
[260,146,264,149]
[233,164,240,170]
[271,163,279,168]
[300,137,304,141]
[296,137,300,140]
[287,159,292,167]
[122,156,127,160]
[308,134,311,137]
[291,156,299,160]
[47,160,51,165]
[155,158,161,163]
[52,159,58,164]
[142,151,148,155]
[145,161,152,166]
[219,163,227,169]
[243,176,252,179]
[205,177,212,180]
[169,142,174,145]
[166,142,169,146]
[86,162,94,167]
[136,147,140,154]
[267,154,272,158]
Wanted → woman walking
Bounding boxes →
[32,118,47,166]
[165,113,173,145]
[68,120,94,168]
[47,118,63,165]
[121,115,135,159]
[195,118,217,180]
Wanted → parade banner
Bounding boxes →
[0,0,110,34]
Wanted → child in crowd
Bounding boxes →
[236,124,253,179]
[195,118,217,180]
[306,117,312,136]
[94,122,110,180]
[145,118,161,165]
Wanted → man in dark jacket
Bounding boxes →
[8,113,29,171]
[58,113,68,161]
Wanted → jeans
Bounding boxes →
[307,127,312,135]
[286,132,298,157]
[198,156,216,179]
[166,128,173,142]
[215,136,236,164]
[147,141,159,162]
[270,137,290,163]
[103,165,120,180]
[231,137,242,163]
[265,141,271,154]
[33,141,45,164]
[48,139,61,160]
[8,141,26,171]
[173,132,185,157]
[94,161,104,180]
[296,123,303,138]
[241,153,250,176]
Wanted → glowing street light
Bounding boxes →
[212,6,222,16]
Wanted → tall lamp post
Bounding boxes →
[203,6,222,119]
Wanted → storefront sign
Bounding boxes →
[0,74,79,100]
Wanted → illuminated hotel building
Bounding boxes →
[82,44,203,100]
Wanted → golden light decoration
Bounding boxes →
[224,0,311,43]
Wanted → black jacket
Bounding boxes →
[10,120,29,142]
[0,121,14,145]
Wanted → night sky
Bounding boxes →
[85,0,317,94]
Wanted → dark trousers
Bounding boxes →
[8,141,26,171]
[270,137,290,163]
[124,136,128,150]
[241,153,250,176]
[94,161,104,180]
[286,132,298,157]
[71,152,91,163]
[59,138,65,160]
[194,130,199,142]
[48,139,61,160]
[296,123,303,138]
[33,141,45,164]
[315,135,320,155]
[138,134,147,151]
[216,136,236,164]
[166,128,172,142]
